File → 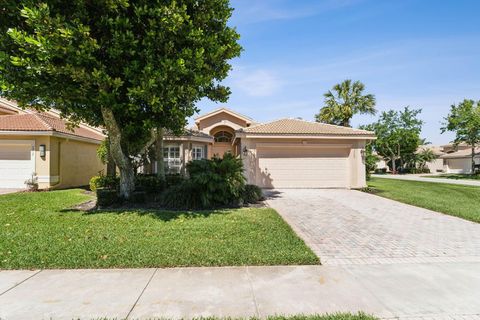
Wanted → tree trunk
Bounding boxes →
[106,137,116,177]
[155,127,165,180]
[391,154,397,173]
[471,146,476,174]
[100,106,135,199]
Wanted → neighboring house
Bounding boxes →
[153,108,375,189]
[440,143,480,173]
[374,145,447,173]
[0,99,105,189]
[417,145,445,173]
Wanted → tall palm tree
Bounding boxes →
[315,79,376,127]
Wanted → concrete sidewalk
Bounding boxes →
[1,263,480,320]
[371,174,480,186]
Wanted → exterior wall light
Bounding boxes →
[39,144,46,158]
[242,146,248,156]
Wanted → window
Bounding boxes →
[192,146,205,160]
[163,145,181,174]
[214,131,233,143]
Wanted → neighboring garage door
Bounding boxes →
[257,146,350,188]
[0,141,35,188]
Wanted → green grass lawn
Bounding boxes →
[0,189,319,269]
[368,177,480,223]
[423,173,480,180]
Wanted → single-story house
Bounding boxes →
[153,108,375,189]
[0,99,105,189]
[417,145,445,173]
[440,145,480,174]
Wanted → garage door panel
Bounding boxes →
[0,142,34,188]
[257,147,349,189]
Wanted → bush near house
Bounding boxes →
[162,154,249,209]
[91,154,264,209]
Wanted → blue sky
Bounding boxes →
[195,0,480,145]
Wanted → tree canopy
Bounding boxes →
[315,79,376,127]
[365,107,423,173]
[0,0,242,198]
[442,99,480,173]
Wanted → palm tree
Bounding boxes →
[315,79,376,127]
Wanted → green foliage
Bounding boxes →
[316,80,376,127]
[162,153,246,209]
[89,175,119,192]
[0,0,242,197]
[365,107,423,172]
[442,99,480,173]
[96,188,119,207]
[363,142,378,180]
[407,148,437,170]
[242,184,264,204]
[135,174,165,194]
[96,139,109,165]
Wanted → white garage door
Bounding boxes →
[0,141,35,188]
[257,146,350,188]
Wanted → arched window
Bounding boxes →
[214,131,233,142]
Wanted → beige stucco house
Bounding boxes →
[1,100,375,190]
[440,143,479,173]
[0,98,105,189]
[156,108,375,189]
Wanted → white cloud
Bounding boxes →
[231,69,282,97]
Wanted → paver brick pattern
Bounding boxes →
[266,189,480,265]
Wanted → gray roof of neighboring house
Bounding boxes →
[440,148,480,159]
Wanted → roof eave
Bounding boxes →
[236,132,376,140]
[0,130,104,144]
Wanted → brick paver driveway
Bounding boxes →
[266,189,480,265]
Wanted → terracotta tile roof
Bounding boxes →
[240,118,375,136]
[440,148,480,159]
[0,113,105,141]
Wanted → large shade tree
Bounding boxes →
[0,0,242,198]
[367,107,423,173]
[315,79,376,127]
[442,99,480,174]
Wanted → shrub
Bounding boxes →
[89,175,119,192]
[135,174,165,194]
[130,191,147,204]
[165,174,184,187]
[160,180,202,209]
[96,188,118,207]
[374,168,387,174]
[161,154,246,209]
[242,184,263,204]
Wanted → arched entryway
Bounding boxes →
[210,125,235,157]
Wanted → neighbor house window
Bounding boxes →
[192,146,205,160]
[163,145,181,174]
[214,131,233,143]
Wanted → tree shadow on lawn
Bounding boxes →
[60,206,239,222]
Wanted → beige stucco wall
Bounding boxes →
[197,112,248,134]
[51,137,105,189]
[240,137,368,189]
[0,134,105,189]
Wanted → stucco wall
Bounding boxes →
[240,137,368,189]
[197,112,248,134]
[52,137,105,189]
